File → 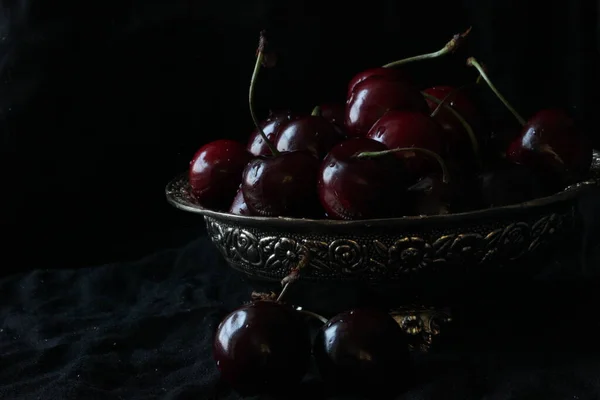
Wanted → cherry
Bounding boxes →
[345,75,428,138]
[346,67,412,99]
[468,57,593,185]
[242,151,321,217]
[506,109,592,182]
[318,138,406,220]
[313,308,411,393]
[421,90,482,173]
[229,186,253,216]
[423,85,479,128]
[344,29,471,138]
[247,110,302,156]
[241,31,322,218]
[316,103,346,135]
[407,173,458,215]
[213,301,311,396]
[188,139,252,210]
[366,110,445,180]
[478,160,553,207]
[423,85,480,157]
[275,113,343,159]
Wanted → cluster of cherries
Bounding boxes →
[188,29,593,220]
[213,291,412,396]
[202,29,594,396]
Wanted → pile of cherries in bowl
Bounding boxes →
[198,29,595,396]
[189,29,593,221]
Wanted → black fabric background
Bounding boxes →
[1,0,600,399]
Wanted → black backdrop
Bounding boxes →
[1,0,599,272]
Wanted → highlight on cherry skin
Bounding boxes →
[212,297,415,396]
[186,30,593,220]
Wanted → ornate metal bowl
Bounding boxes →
[166,151,600,284]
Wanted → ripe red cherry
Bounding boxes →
[213,301,311,396]
[467,57,593,184]
[343,29,472,138]
[189,139,252,210]
[346,67,412,98]
[242,151,321,218]
[423,86,479,129]
[247,110,302,156]
[275,115,343,159]
[345,76,429,137]
[318,138,405,220]
[407,174,457,215]
[421,89,482,173]
[423,85,480,157]
[506,109,592,183]
[313,308,411,393]
[366,110,444,180]
[228,187,253,216]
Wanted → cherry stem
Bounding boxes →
[297,309,328,324]
[421,91,482,169]
[466,57,526,126]
[249,45,280,156]
[354,147,450,183]
[430,85,468,118]
[276,249,311,302]
[311,106,321,116]
[382,27,471,69]
[430,76,482,117]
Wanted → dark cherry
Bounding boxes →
[242,151,321,217]
[247,110,302,156]
[506,109,592,184]
[228,187,253,216]
[318,138,405,220]
[275,115,343,159]
[478,160,553,208]
[318,103,346,134]
[189,139,252,210]
[344,30,471,138]
[467,58,592,184]
[423,85,478,128]
[423,86,480,158]
[346,67,412,98]
[345,76,429,138]
[407,174,455,216]
[313,308,411,393]
[366,110,444,181]
[213,301,311,396]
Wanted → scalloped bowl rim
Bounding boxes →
[166,160,599,229]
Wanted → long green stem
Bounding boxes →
[466,57,526,126]
[249,52,280,156]
[382,27,471,68]
[421,92,481,169]
[354,147,450,183]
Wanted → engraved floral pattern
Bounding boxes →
[328,239,365,274]
[230,229,261,265]
[388,237,432,272]
[497,222,530,261]
[264,238,305,271]
[202,209,574,281]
